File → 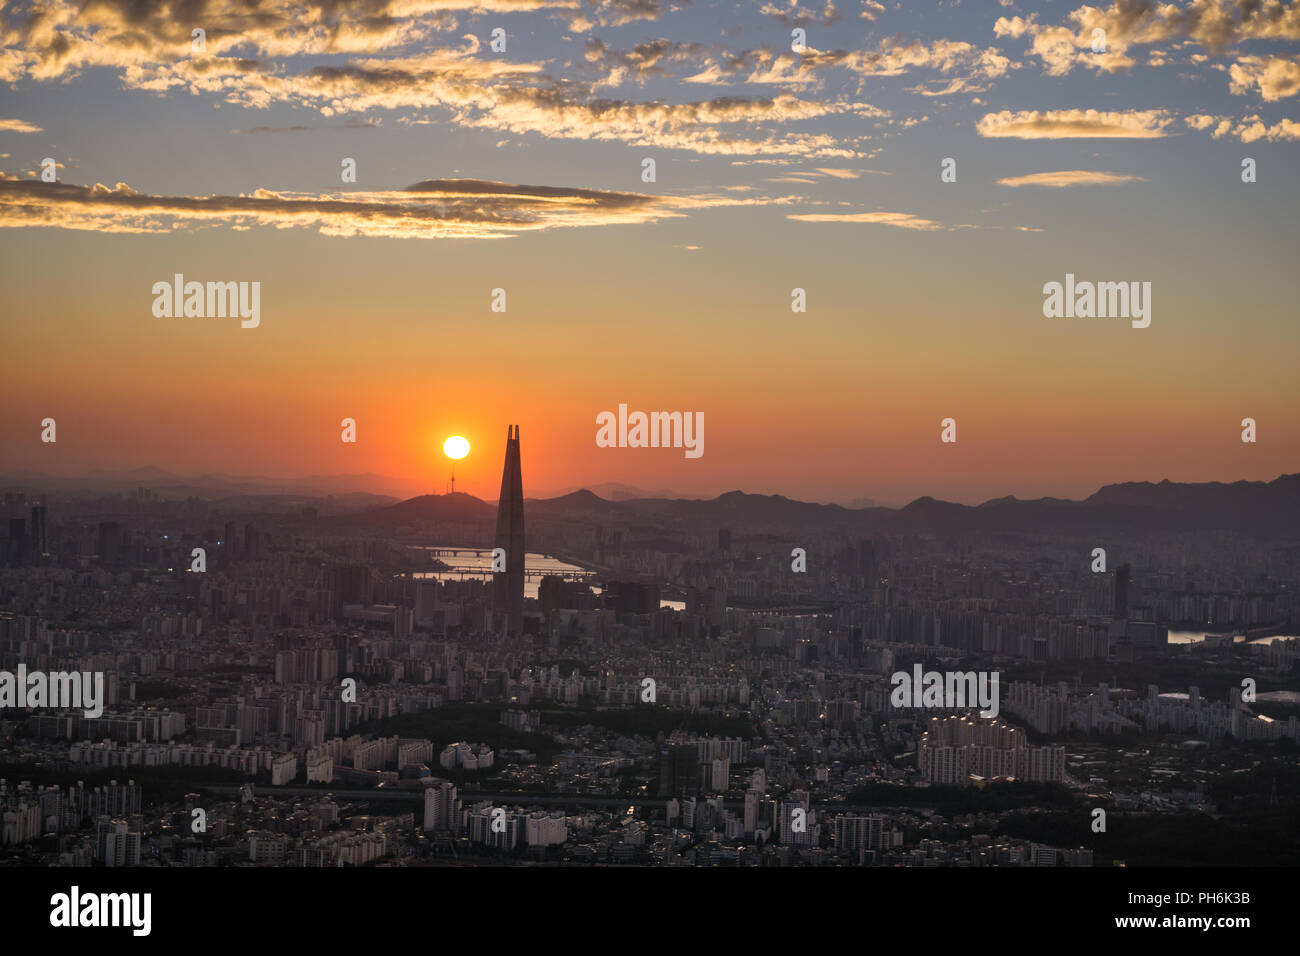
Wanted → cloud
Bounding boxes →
[583,37,702,89]
[996,1,1300,83]
[226,54,869,155]
[0,175,800,239]
[993,15,1036,40]
[458,89,877,156]
[787,210,943,230]
[681,36,1011,92]
[1230,115,1300,141]
[994,14,1133,75]
[1185,113,1224,131]
[0,0,549,84]
[0,2,884,157]
[996,170,1147,187]
[1228,55,1300,101]
[1067,0,1300,55]
[841,39,1011,78]
[1184,112,1300,140]
[977,108,1174,138]
[580,0,691,28]
[760,1,842,28]
[906,77,990,96]
[753,165,885,180]
[0,117,42,133]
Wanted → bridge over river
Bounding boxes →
[402,547,600,583]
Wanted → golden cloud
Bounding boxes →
[996,170,1147,187]
[976,109,1174,138]
[0,175,802,239]
[787,210,943,230]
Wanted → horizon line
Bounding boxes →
[2,468,1297,512]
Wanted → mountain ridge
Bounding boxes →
[320,475,1300,536]
[6,471,1297,534]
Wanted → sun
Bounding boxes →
[443,435,470,460]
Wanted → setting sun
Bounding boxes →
[443,435,470,460]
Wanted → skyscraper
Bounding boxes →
[29,505,47,562]
[1114,563,1131,619]
[859,539,876,581]
[97,521,122,567]
[493,424,525,634]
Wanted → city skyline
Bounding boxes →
[2,457,1296,877]
[1,0,1297,503]
[0,0,1298,904]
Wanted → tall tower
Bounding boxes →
[1114,563,1130,620]
[493,425,525,634]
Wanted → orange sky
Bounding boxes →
[1,0,1297,504]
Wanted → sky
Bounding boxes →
[0,0,1297,506]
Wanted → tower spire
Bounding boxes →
[493,423,525,635]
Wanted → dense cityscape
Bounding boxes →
[2,431,1296,869]
[2,0,1293,939]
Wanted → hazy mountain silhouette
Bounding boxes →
[890,475,1300,535]
[10,470,1297,536]
[544,482,704,501]
[325,492,496,525]
[0,468,418,499]
[325,475,1300,536]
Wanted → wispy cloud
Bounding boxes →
[0,175,797,239]
[681,37,1010,90]
[787,210,943,230]
[977,109,1174,138]
[569,0,690,31]
[0,117,42,133]
[996,170,1147,187]
[583,37,703,89]
[759,0,842,28]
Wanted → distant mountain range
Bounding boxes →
[325,492,497,525]
[542,482,705,501]
[324,474,1300,537]
[0,471,878,509]
[0,467,416,500]
[5,468,1297,535]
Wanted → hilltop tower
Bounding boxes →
[493,424,525,634]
